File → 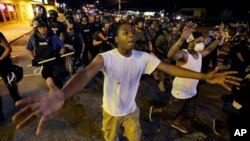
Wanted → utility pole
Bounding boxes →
[118,0,121,13]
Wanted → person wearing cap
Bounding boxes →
[26,17,68,88]
[154,22,175,92]
[0,32,21,123]
[150,22,225,135]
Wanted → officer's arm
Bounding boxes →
[93,38,102,46]
[27,50,35,60]
[55,35,65,55]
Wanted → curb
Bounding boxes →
[9,30,33,44]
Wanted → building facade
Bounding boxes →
[0,0,56,24]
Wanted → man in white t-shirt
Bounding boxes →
[12,23,241,141]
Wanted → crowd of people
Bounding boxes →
[0,5,250,140]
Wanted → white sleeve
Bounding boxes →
[143,53,161,74]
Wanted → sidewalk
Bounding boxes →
[0,21,33,43]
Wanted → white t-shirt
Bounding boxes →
[100,49,161,116]
[172,49,202,99]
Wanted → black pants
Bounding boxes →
[41,62,69,89]
[0,66,21,116]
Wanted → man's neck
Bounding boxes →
[117,47,132,57]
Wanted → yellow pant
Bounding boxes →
[102,107,141,141]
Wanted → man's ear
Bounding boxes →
[115,36,119,44]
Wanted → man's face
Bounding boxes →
[172,27,178,34]
[67,23,74,30]
[103,23,110,30]
[137,22,144,29]
[37,26,48,36]
[81,17,87,22]
[116,24,135,50]
[150,23,155,29]
[213,31,220,38]
[95,15,100,21]
[188,36,204,51]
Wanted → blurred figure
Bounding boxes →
[60,17,85,75]
[93,19,114,55]
[133,17,153,53]
[154,22,174,92]
[202,24,225,73]
[0,32,21,123]
[226,72,250,140]
[34,5,47,19]
[77,13,93,65]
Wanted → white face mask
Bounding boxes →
[194,42,205,52]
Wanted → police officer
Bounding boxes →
[133,17,153,53]
[26,17,68,88]
[93,19,115,56]
[77,13,92,65]
[60,17,85,75]
[47,9,66,36]
[0,32,21,122]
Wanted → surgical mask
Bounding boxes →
[194,42,205,52]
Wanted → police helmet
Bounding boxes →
[34,5,47,18]
[47,10,58,18]
[64,9,73,17]
[32,17,48,28]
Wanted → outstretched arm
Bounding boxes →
[12,54,104,135]
[63,54,104,99]
[157,62,241,91]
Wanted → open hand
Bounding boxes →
[180,22,196,40]
[12,77,65,135]
[205,67,242,91]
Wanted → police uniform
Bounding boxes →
[26,32,68,88]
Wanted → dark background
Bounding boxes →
[57,0,250,18]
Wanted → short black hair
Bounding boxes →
[114,23,132,37]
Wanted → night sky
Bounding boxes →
[57,0,249,17]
